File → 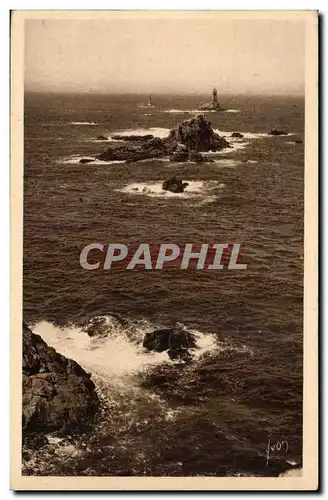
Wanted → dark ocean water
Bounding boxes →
[23,93,304,477]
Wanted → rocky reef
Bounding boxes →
[162,177,189,194]
[95,115,230,163]
[22,323,99,439]
[269,128,288,136]
[143,326,197,362]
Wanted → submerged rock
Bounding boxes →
[162,177,189,193]
[96,135,109,141]
[231,132,244,138]
[169,151,189,162]
[79,158,94,164]
[22,323,99,436]
[269,129,288,136]
[95,115,230,162]
[143,327,197,353]
[294,139,303,144]
[111,134,154,141]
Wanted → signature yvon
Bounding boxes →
[266,438,289,466]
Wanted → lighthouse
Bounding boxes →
[212,88,220,109]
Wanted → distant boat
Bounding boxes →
[147,95,155,108]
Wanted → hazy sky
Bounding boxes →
[25,18,305,95]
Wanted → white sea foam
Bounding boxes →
[59,156,125,165]
[31,317,218,383]
[162,109,192,114]
[70,121,98,126]
[110,127,170,140]
[89,137,125,143]
[162,109,240,115]
[212,158,240,167]
[118,180,223,199]
[214,129,268,140]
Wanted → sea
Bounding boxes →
[23,93,304,477]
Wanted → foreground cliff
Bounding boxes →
[22,323,99,437]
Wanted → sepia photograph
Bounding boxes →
[11,10,318,490]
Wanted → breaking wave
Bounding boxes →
[58,156,125,165]
[118,180,224,199]
[31,316,220,389]
[70,121,98,126]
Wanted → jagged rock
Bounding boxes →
[79,158,94,164]
[96,137,167,163]
[168,348,193,362]
[164,114,230,152]
[231,132,244,138]
[96,135,108,141]
[162,177,189,193]
[95,116,230,162]
[82,314,127,337]
[22,323,99,435]
[269,129,288,136]
[111,134,154,142]
[143,327,197,353]
[23,433,49,450]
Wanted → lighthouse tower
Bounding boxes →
[212,88,220,109]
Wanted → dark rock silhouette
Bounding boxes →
[294,139,303,144]
[111,134,154,142]
[96,115,230,163]
[168,348,193,362]
[22,323,99,436]
[143,327,197,353]
[269,129,288,136]
[96,135,109,140]
[231,132,244,138]
[79,158,94,164]
[162,177,189,193]
[165,114,230,152]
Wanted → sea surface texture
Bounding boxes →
[23,93,304,477]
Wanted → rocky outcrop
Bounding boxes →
[96,135,109,141]
[95,115,230,163]
[294,139,303,144]
[22,323,99,436]
[164,115,230,153]
[143,327,197,353]
[269,129,288,136]
[79,158,94,164]
[96,137,167,163]
[231,132,244,138]
[162,177,189,193]
[111,134,154,142]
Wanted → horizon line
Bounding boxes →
[24,90,305,98]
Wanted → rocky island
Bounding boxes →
[86,114,230,164]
